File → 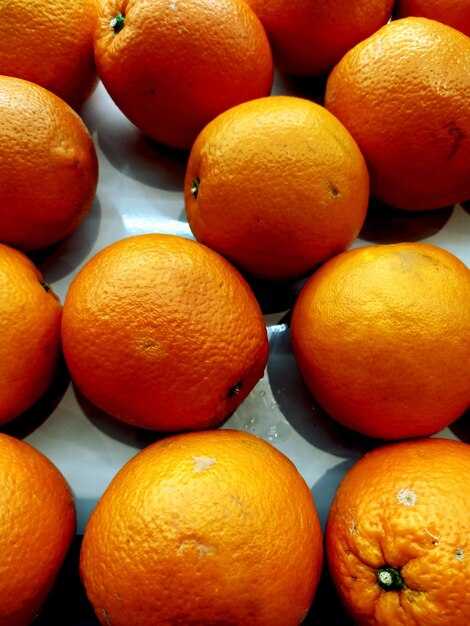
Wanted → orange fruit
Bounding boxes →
[290,242,470,440]
[245,0,394,76]
[61,234,269,431]
[396,0,470,38]
[0,433,76,626]
[325,437,470,625]
[0,76,98,251]
[0,244,62,426]
[93,0,274,150]
[185,95,369,281]
[324,17,470,211]
[0,0,100,109]
[80,429,323,626]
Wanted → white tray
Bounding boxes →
[6,76,468,534]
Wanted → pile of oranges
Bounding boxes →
[0,0,469,624]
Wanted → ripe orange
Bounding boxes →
[0,433,76,626]
[185,95,369,281]
[0,76,98,251]
[290,242,470,440]
[0,0,100,109]
[245,0,394,76]
[80,429,323,626]
[397,0,470,38]
[94,0,274,150]
[326,438,470,625]
[0,244,62,426]
[325,17,470,211]
[61,234,268,431]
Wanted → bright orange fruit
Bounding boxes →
[325,17,470,211]
[246,0,394,76]
[185,96,369,281]
[0,0,100,109]
[61,234,269,431]
[0,244,62,426]
[80,429,323,626]
[290,242,470,440]
[397,0,470,38]
[0,76,98,251]
[326,438,470,625]
[0,433,76,626]
[94,0,274,149]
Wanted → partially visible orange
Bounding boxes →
[93,0,274,149]
[62,234,269,431]
[397,0,470,38]
[0,76,98,251]
[80,429,323,626]
[185,95,369,281]
[326,438,470,625]
[0,433,76,626]
[290,242,470,440]
[0,244,62,426]
[325,17,470,211]
[0,0,100,109]
[245,0,394,76]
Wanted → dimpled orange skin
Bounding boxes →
[0,433,76,626]
[290,242,470,440]
[0,76,98,251]
[0,244,62,426]
[94,0,274,150]
[0,0,100,109]
[185,96,369,281]
[61,234,269,431]
[80,429,323,626]
[326,438,470,626]
[397,0,470,38]
[325,18,470,211]
[245,0,394,76]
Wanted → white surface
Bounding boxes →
[10,78,468,534]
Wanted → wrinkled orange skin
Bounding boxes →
[62,234,269,431]
[0,0,100,109]
[245,0,394,76]
[0,433,76,626]
[325,18,470,211]
[94,0,273,149]
[397,0,470,38]
[80,429,323,626]
[185,95,369,281]
[0,76,98,251]
[0,244,62,425]
[326,438,470,626]
[290,242,470,439]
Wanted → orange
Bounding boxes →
[0,244,62,426]
[185,95,369,281]
[245,0,394,76]
[80,429,323,626]
[290,242,470,440]
[0,433,76,626]
[0,76,98,251]
[61,234,269,431]
[93,0,274,149]
[0,0,100,109]
[396,0,470,38]
[324,17,470,211]
[325,437,470,625]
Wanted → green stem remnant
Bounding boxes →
[191,178,200,199]
[40,281,51,293]
[110,12,126,34]
[227,381,242,398]
[376,566,406,591]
